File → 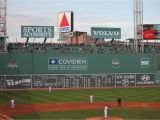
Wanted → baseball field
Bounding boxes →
[0,87,160,120]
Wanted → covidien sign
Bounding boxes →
[48,57,88,70]
[91,27,121,39]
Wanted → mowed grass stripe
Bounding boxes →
[29,91,56,103]
[0,91,32,104]
[13,108,160,120]
[0,87,160,105]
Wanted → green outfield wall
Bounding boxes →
[155,54,160,84]
[0,53,159,88]
[0,53,157,75]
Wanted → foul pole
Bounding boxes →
[134,0,144,52]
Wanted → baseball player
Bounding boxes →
[104,104,109,119]
[10,98,15,108]
[117,97,122,107]
[89,95,93,103]
[48,86,52,93]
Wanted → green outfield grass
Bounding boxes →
[13,108,160,120]
[1,87,160,120]
[0,87,160,105]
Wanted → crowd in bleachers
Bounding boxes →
[144,43,160,53]
[6,42,160,54]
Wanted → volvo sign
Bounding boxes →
[91,27,121,39]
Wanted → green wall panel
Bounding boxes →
[0,53,156,75]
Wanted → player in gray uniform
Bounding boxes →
[10,98,15,108]
[89,95,93,103]
[48,86,52,93]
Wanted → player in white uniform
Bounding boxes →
[89,95,93,103]
[10,99,15,108]
[104,105,109,118]
[48,86,52,93]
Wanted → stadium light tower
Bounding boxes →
[0,0,7,52]
[134,0,144,52]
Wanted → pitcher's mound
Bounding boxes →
[86,116,123,120]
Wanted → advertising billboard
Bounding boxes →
[116,74,136,86]
[5,76,31,89]
[58,11,74,33]
[21,26,54,38]
[143,24,160,39]
[136,74,155,86]
[48,57,88,70]
[91,27,121,39]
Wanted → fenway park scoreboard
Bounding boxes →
[0,53,160,89]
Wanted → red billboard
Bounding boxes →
[143,24,160,40]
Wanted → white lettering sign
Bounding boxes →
[93,31,120,36]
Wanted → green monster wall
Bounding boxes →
[0,53,157,75]
[155,54,160,84]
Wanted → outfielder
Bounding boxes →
[117,97,122,107]
[89,95,93,103]
[10,98,15,108]
[48,86,52,93]
[104,104,109,119]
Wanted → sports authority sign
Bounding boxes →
[58,11,74,33]
[21,26,54,38]
[91,27,121,39]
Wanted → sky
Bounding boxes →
[6,0,160,43]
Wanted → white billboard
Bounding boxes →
[58,11,73,33]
